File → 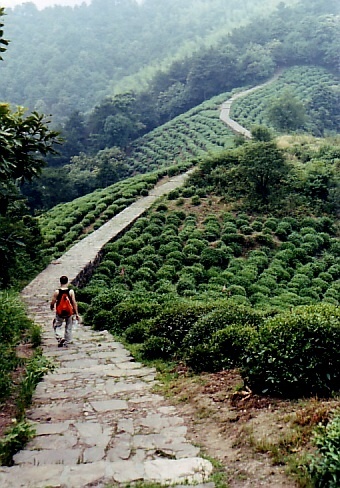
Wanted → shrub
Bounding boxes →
[254,233,274,247]
[141,336,174,360]
[249,284,271,296]
[191,195,201,206]
[227,284,247,296]
[200,247,230,267]
[124,320,151,343]
[148,301,213,348]
[0,346,17,402]
[183,303,264,351]
[113,298,161,333]
[240,225,253,235]
[309,411,340,488]
[223,223,238,233]
[251,220,263,232]
[0,291,33,344]
[263,218,278,231]
[84,288,125,327]
[177,275,196,295]
[159,242,182,256]
[0,421,36,466]
[222,232,245,246]
[133,266,156,283]
[155,279,177,295]
[90,310,115,331]
[182,264,206,283]
[275,222,292,240]
[242,304,340,397]
[212,325,257,370]
[29,324,42,348]
[184,343,217,373]
[181,186,196,198]
[156,265,177,281]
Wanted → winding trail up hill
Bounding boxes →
[219,71,282,138]
[0,169,214,488]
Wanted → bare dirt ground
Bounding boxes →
[160,367,340,488]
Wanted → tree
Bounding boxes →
[239,141,289,203]
[0,7,9,60]
[0,10,60,287]
[251,125,273,142]
[266,91,306,132]
[0,104,60,214]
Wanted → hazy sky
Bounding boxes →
[1,0,90,9]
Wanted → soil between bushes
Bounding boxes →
[161,368,340,488]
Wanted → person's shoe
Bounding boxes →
[58,339,66,348]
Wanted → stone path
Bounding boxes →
[219,71,282,138]
[0,170,214,487]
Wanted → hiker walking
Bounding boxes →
[50,275,79,347]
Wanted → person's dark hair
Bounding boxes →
[60,275,68,285]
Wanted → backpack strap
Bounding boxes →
[56,288,70,305]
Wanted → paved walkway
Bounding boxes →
[0,170,214,488]
[219,71,282,138]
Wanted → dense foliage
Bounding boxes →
[19,2,339,208]
[309,411,340,488]
[0,10,60,288]
[23,92,234,210]
[231,67,339,136]
[0,0,292,124]
[0,291,36,402]
[36,165,193,261]
[52,0,339,159]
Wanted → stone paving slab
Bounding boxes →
[0,171,214,488]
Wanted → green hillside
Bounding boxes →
[230,66,339,136]
[0,0,290,123]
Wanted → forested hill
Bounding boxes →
[0,0,290,123]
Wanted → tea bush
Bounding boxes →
[147,301,214,350]
[141,336,174,360]
[124,320,151,344]
[211,325,257,371]
[113,298,162,333]
[182,302,264,353]
[242,304,340,396]
[309,411,340,488]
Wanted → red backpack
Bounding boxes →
[56,289,74,318]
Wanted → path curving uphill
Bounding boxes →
[219,71,282,138]
[0,169,214,488]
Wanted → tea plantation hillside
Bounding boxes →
[230,66,339,136]
[75,129,339,375]
[127,92,236,172]
[36,89,239,261]
[68,130,339,485]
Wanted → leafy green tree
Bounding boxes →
[307,85,340,135]
[0,104,60,214]
[251,125,273,142]
[239,141,289,203]
[266,91,306,132]
[95,147,130,188]
[49,110,88,167]
[88,93,144,151]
